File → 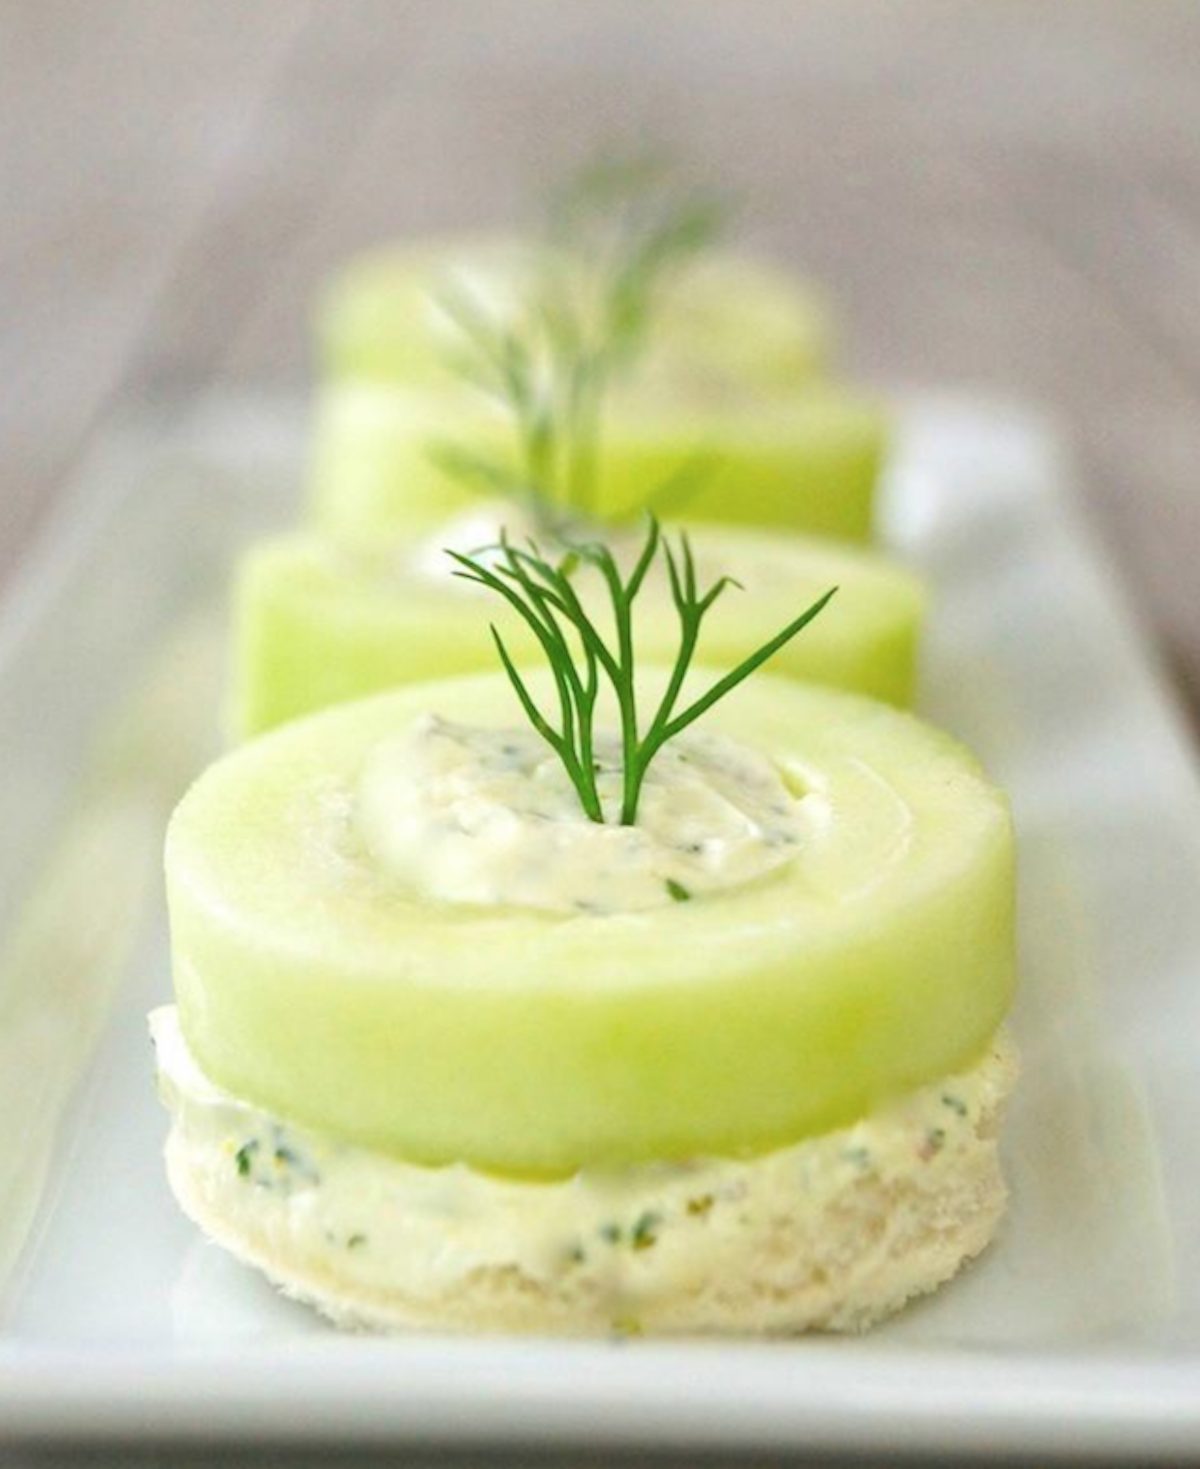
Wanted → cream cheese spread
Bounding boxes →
[152,1006,1015,1332]
[356,715,808,913]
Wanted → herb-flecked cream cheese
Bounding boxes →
[356,715,808,913]
[152,1005,1016,1331]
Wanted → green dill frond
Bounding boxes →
[431,154,728,527]
[449,518,835,825]
[546,149,726,373]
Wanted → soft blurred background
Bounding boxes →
[4,0,1200,717]
[2,7,1200,1466]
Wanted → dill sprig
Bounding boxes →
[430,155,726,526]
[426,285,580,534]
[544,151,726,388]
[448,518,836,825]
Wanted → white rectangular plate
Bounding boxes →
[0,395,1198,1460]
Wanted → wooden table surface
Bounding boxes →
[4,0,1200,722]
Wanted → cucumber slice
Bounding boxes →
[169,672,1015,1177]
[231,524,926,738]
[318,236,832,390]
[309,381,886,545]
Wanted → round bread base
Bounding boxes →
[162,1033,1017,1337]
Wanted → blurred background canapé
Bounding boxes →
[3,0,1199,714]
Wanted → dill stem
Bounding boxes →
[614,594,641,826]
[641,613,698,763]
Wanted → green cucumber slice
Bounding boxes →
[169,672,1015,1177]
[317,236,832,390]
[308,381,886,544]
[231,525,926,738]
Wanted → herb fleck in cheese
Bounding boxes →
[356,716,809,914]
